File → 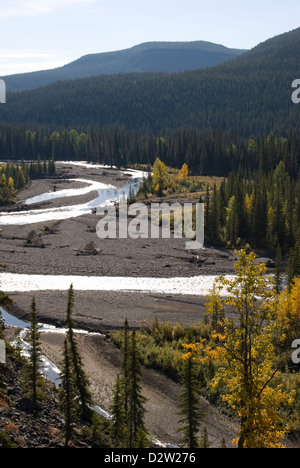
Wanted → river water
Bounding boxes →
[0,306,102,384]
[0,165,144,226]
[0,162,231,297]
[0,272,231,295]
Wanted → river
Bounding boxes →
[0,162,231,297]
[0,271,231,295]
[0,164,144,226]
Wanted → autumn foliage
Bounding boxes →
[183,250,298,448]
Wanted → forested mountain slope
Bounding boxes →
[1,41,246,93]
[0,28,299,136]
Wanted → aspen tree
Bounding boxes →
[183,250,294,448]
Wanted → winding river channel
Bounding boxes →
[0,165,143,226]
[0,162,231,297]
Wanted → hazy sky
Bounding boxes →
[0,0,299,75]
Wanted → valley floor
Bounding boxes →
[0,162,288,448]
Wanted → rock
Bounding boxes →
[255,257,275,268]
[17,397,41,413]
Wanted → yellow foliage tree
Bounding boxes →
[183,250,294,448]
[8,177,14,189]
[205,283,224,332]
[153,158,167,196]
[244,193,255,225]
[276,277,300,355]
[178,163,189,183]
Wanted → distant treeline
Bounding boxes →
[1,125,300,177]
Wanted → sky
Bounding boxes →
[0,0,300,76]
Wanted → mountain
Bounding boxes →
[1,41,247,92]
[0,28,300,136]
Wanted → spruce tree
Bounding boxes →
[23,297,45,403]
[288,241,300,290]
[59,337,79,447]
[275,244,283,294]
[177,355,204,448]
[110,374,127,447]
[127,328,148,448]
[122,318,130,415]
[89,412,106,447]
[225,195,239,246]
[204,184,211,241]
[65,284,93,419]
[220,438,227,448]
[199,427,211,448]
[0,290,13,313]
[210,183,221,244]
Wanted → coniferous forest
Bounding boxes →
[2,125,300,258]
[1,27,300,136]
[1,125,300,176]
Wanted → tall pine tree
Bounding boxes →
[177,355,204,448]
[110,374,127,447]
[65,284,93,419]
[127,328,148,448]
[59,337,79,447]
[23,297,45,403]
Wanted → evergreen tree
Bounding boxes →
[122,318,130,415]
[199,427,211,448]
[135,427,148,448]
[110,374,127,447]
[65,284,93,419]
[127,328,148,448]
[225,195,239,246]
[204,184,211,241]
[89,412,106,447]
[252,179,268,248]
[275,244,283,294]
[0,290,13,323]
[48,157,56,175]
[288,241,300,290]
[177,355,204,448]
[210,183,222,243]
[23,297,45,403]
[59,337,79,447]
[37,154,43,177]
[220,438,227,448]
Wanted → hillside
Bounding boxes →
[0,27,300,136]
[1,41,246,93]
[0,329,110,448]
